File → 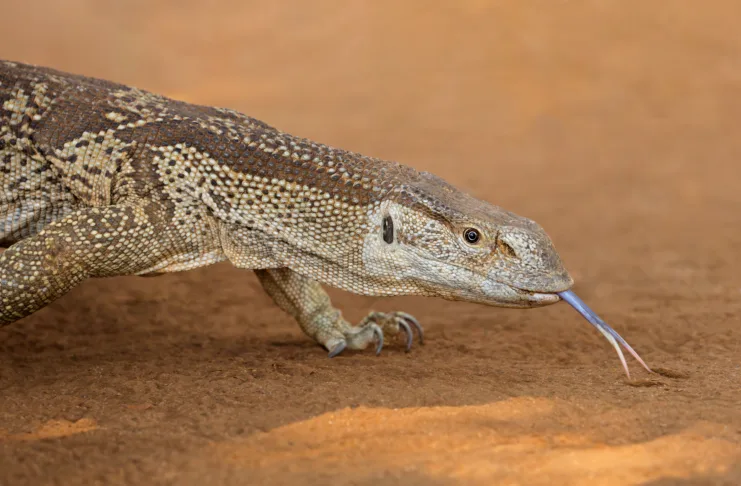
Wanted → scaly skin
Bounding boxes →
[0,60,574,356]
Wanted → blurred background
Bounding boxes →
[2,1,741,485]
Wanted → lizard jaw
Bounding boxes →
[476,278,563,308]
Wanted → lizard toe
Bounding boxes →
[322,312,422,357]
[398,319,413,351]
[362,311,423,351]
[396,312,424,345]
[373,326,384,355]
[329,321,384,355]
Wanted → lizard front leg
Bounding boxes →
[0,205,174,324]
[255,268,422,357]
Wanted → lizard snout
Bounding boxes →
[490,226,573,294]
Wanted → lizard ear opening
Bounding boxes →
[382,215,394,244]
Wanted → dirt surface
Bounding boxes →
[1,1,741,484]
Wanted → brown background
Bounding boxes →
[1,1,741,484]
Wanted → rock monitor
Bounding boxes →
[0,60,650,377]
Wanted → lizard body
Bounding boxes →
[2,60,634,364]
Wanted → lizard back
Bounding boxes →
[0,60,413,253]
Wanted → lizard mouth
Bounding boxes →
[517,289,561,305]
[476,278,563,308]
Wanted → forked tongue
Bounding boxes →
[557,290,651,379]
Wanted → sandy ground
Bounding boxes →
[1,1,741,484]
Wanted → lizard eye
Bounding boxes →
[382,215,394,244]
[463,228,481,245]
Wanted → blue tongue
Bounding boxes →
[557,290,651,378]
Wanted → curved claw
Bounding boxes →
[327,341,347,358]
[374,327,384,356]
[397,319,414,352]
[399,313,424,345]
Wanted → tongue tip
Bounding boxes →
[639,362,654,374]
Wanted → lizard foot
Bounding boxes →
[327,311,423,358]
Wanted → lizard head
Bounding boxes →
[362,170,573,307]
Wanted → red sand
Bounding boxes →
[1,2,740,484]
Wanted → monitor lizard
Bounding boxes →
[0,60,650,376]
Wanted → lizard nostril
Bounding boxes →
[498,240,518,258]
